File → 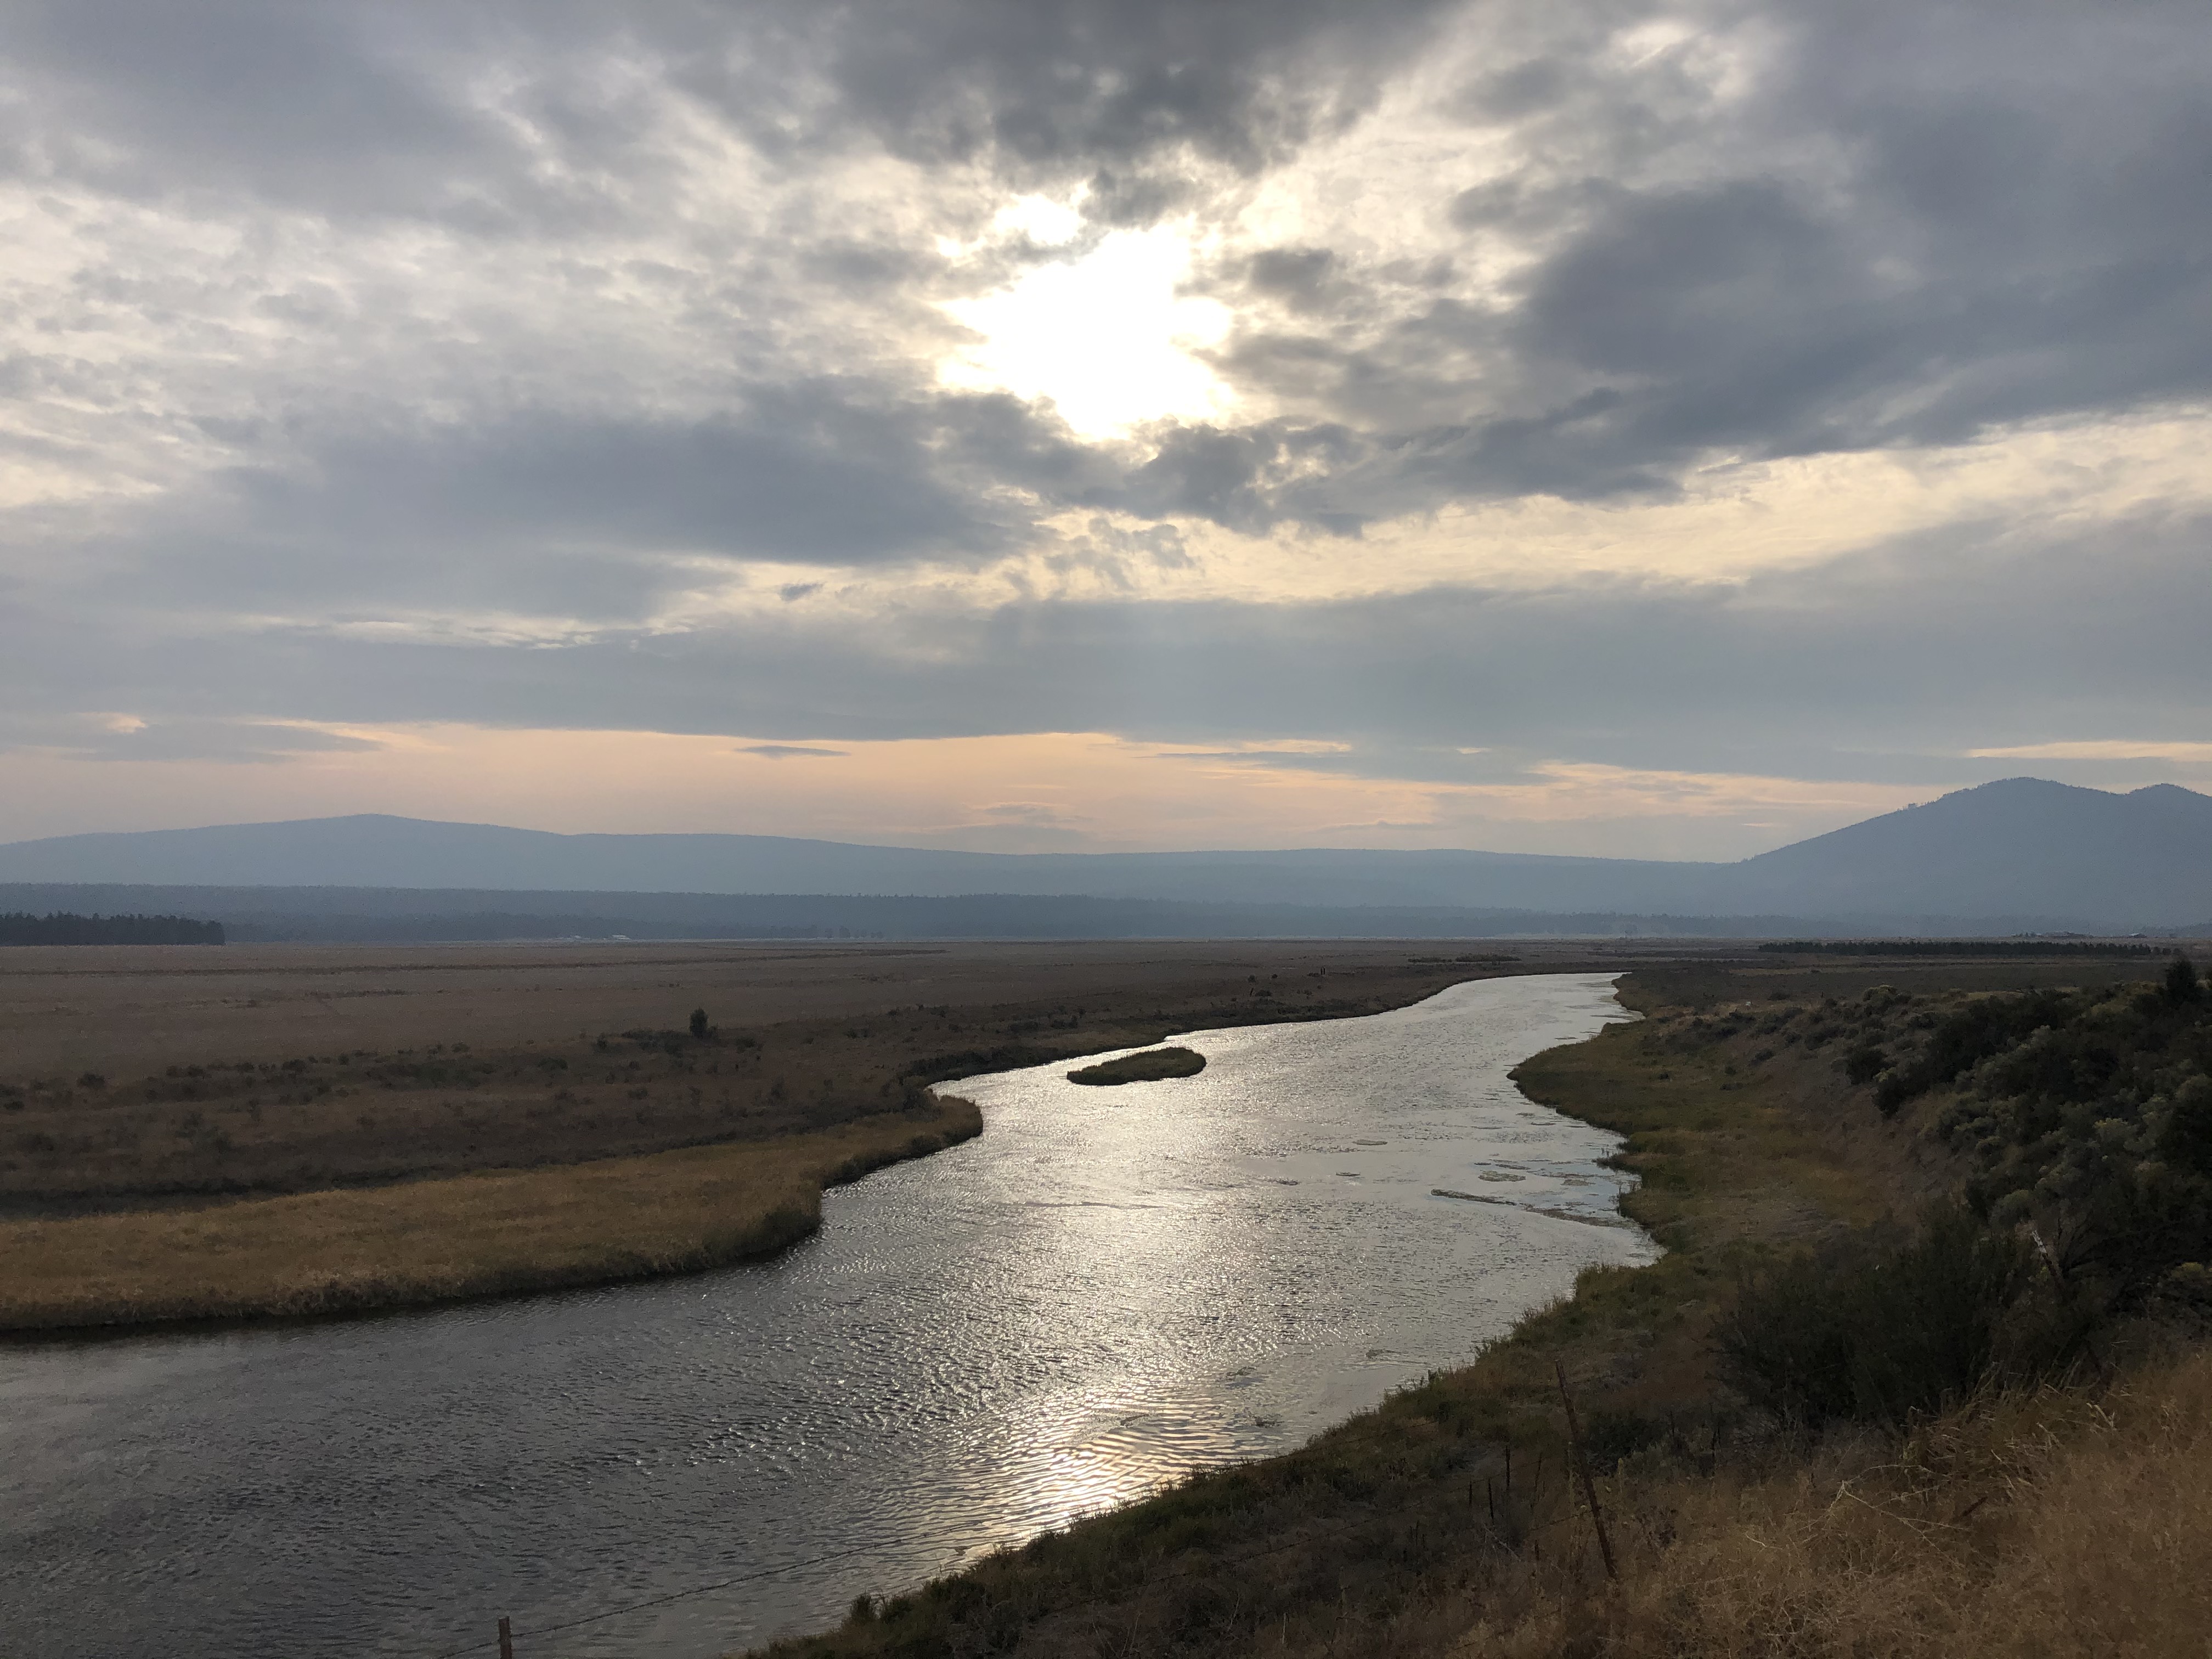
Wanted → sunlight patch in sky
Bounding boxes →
[939,226,1235,438]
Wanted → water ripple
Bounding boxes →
[0,974,1651,1658]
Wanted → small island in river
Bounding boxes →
[1065,1046,1207,1085]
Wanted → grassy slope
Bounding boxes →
[747,968,2212,1659]
[1460,1348,2212,1657]
[0,1095,979,1331]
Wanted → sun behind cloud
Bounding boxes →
[939,224,1235,438]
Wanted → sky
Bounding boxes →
[2,0,2208,859]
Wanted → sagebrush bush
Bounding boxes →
[1716,1205,2067,1426]
[1816,979,2212,1306]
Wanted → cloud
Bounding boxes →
[3,0,2209,853]
[1968,741,2212,765]
[670,0,1466,180]
[0,713,384,765]
[1173,0,2212,527]
[737,743,849,759]
[6,494,2206,795]
[12,0,2208,548]
[1,0,1465,224]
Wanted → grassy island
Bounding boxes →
[1066,1046,1207,1085]
[752,951,2212,1659]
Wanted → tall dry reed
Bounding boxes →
[1458,1350,2212,1659]
[0,1097,980,1330]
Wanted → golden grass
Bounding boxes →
[0,1095,980,1331]
[1460,1349,2212,1658]
[2,950,1490,1204]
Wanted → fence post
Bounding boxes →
[1555,1361,1620,1583]
[498,1616,515,1659]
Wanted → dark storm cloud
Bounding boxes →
[681,0,1464,179]
[224,391,1053,567]
[1191,0,2212,524]
[83,386,1122,623]
[9,0,2205,534]
[2,0,1460,221]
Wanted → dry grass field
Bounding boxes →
[0,1094,981,1330]
[1456,1351,2212,1658]
[0,938,1579,1211]
[0,936,1604,1328]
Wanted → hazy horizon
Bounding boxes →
[4,775,2207,869]
[4,2,2208,859]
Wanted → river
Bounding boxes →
[0,973,1653,1659]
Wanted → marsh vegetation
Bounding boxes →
[1065,1046,1206,1085]
[0,940,1526,1327]
[0,1097,982,1330]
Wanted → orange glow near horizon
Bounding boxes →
[0,723,1937,861]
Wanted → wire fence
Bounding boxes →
[415,1540,889,1659]
[408,1453,1590,1659]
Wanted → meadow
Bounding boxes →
[0,938,1546,1211]
[0,1096,981,1330]
[0,938,1579,1327]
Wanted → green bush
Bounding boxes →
[2167,955,2203,1007]
[1716,1206,2054,1426]
[1843,1043,1889,1086]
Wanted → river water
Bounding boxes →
[0,973,1652,1659]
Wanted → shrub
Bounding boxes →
[1581,1407,1672,1473]
[1875,1072,1913,1118]
[1843,1043,1889,1086]
[1067,1047,1207,1086]
[2168,955,2203,1007]
[2162,1075,2212,1175]
[1717,1206,2053,1426]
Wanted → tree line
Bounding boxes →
[0,912,224,946]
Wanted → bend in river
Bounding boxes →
[0,973,1655,1659]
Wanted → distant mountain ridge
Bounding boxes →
[0,812,1716,910]
[1726,780,2212,921]
[2,778,2207,931]
[0,884,1855,944]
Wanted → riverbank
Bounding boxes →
[1,944,1552,1330]
[2,943,1527,1209]
[0,1094,980,1331]
[749,959,2212,1658]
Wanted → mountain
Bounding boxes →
[0,778,2205,930]
[1726,779,2212,922]
[0,883,1824,943]
[0,812,1726,910]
